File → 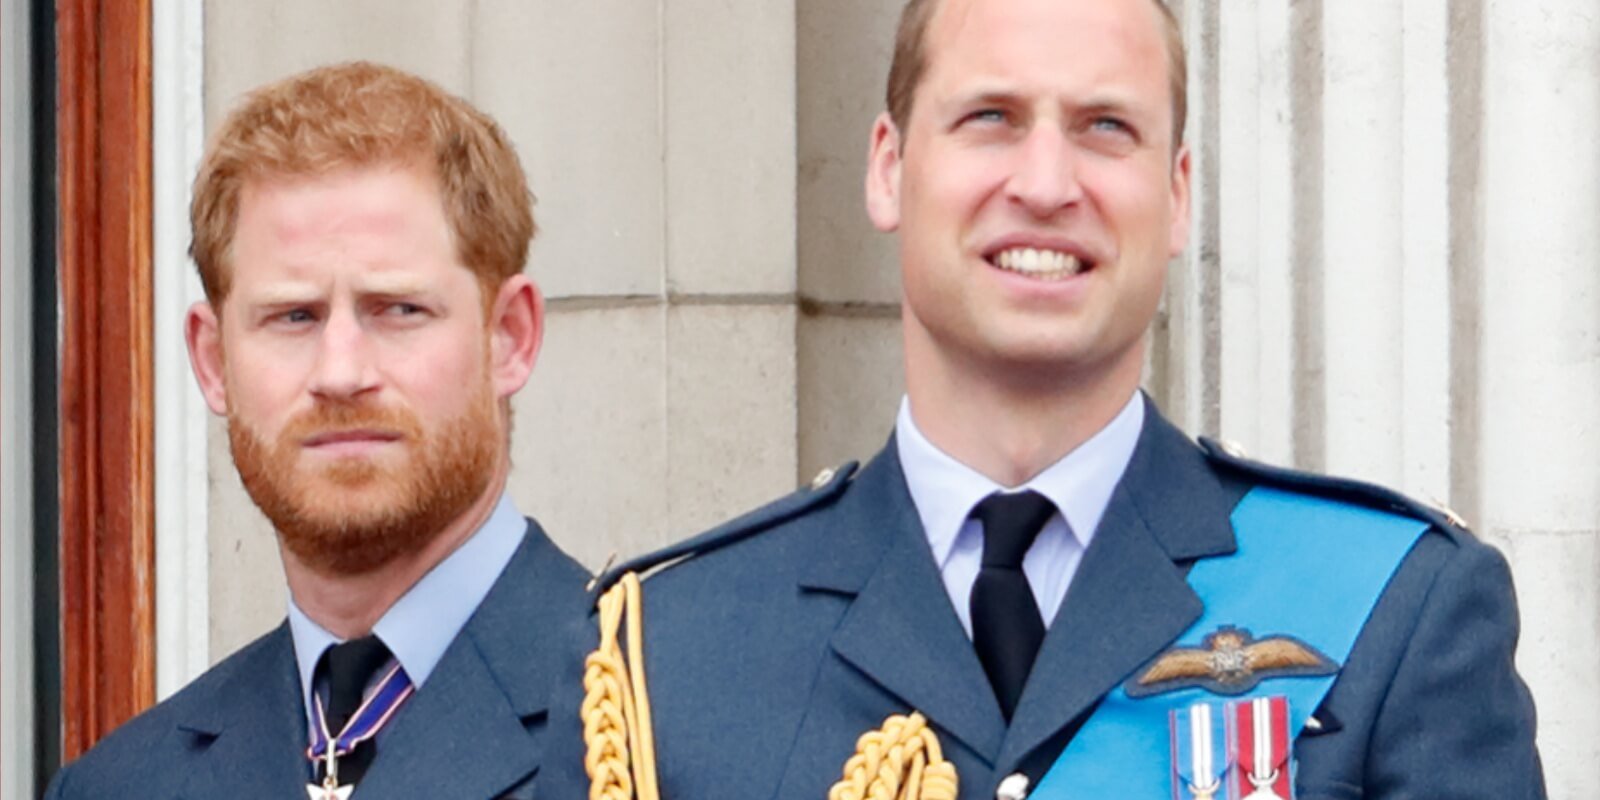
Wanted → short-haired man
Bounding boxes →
[46,62,589,800]
[553,0,1544,798]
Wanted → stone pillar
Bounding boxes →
[1177,1,1600,793]
[1479,0,1600,789]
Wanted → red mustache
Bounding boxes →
[280,403,422,448]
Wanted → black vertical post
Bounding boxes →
[29,0,59,793]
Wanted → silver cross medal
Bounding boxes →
[306,750,353,800]
[307,703,354,800]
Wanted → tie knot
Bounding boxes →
[318,635,393,733]
[972,490,1056,568]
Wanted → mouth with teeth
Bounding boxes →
[988,247,1091,281]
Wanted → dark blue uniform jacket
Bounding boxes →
[546,399,1544,800]
[45,521,590,800]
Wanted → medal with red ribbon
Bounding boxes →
[1230,696,1293,800]
[304,662,415,800]
[1170,702,1230,800]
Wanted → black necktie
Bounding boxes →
[316,635,393,786]
[969,490,1056,722]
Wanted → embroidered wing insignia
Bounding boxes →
[1125,626,1338,698]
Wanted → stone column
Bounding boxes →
[1479,0,1600,789]
[1178,1,1600,793]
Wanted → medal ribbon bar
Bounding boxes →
[306,662,416,762]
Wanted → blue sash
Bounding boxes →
[1031,487,1428,797]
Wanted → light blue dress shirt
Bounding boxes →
[287,490,527,732]
[895,392,1144,637]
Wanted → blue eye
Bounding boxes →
[1091,116,1133,134]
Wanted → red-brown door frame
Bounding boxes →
[55,0,156,761]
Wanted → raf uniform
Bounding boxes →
[549,396,1543,799]
[46,496,590,800]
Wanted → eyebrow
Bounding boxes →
[944,86,1151,117]
[244,282,323,307]
[352,274,430,297]
[241,276,432,308]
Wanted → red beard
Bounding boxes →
[228,383,499,575]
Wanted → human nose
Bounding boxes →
[1005,126,1084,217]
[307,308,379,401]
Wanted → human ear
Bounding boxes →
[865,112,905,233]
[185,301,230,416]
[487,275,543,398]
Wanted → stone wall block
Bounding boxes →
[510,305,669,570]
[204,0,471,120]
[663,0,797,295]
[797,313,902,479]
[205,416,282,663]
[472,1,665,299]
[797,0,901,306]
[666,304,798,538]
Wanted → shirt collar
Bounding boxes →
[288,491,527,710]
[895,392,1145,567]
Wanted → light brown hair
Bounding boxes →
[885,0,1189,147]
[190,61,535,307]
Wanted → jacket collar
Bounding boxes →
[798,398,1239,774]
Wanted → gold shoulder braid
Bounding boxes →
[582,573,660,800]
[581,573,957,800]
[827,712,959,800]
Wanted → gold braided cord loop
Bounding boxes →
[582,573,660,800]
[828,712,959,800]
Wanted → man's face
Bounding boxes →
[192,166,508,575]
[867,0,1190,383]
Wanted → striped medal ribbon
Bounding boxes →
[305,662,415,800]
[1170,702,1229,800]
[1233,696,1293,800]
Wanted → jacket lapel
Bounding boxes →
[803,445,1009,764]
[177,625,311,799]
[995,399,1240,775]
[354,522,585,800]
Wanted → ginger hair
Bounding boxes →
[190,61,535,307]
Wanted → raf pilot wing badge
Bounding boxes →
[1126,626,1338,698]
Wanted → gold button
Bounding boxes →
[810,467,836,490]
[996,773,1030,800]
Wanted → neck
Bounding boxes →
[904,332,1143,488]
[282,461,509,640]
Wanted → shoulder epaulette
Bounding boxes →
[1198,437,1470,536]
[589,461,860,597]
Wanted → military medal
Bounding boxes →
[1170,702,1229,800]
[1229,696,1293,800]
[304,662,415,799]
[306,700,354,800]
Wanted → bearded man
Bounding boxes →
[45,62,589,800]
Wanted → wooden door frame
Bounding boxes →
[55,0,156,761]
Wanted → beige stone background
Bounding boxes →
[193,1,1597,796]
